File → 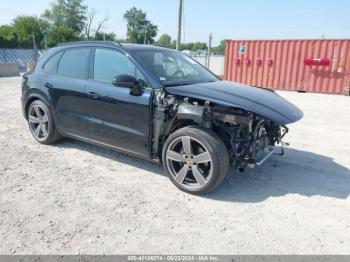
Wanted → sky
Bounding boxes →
[0,0,350,45]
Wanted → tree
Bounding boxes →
[211,40,226,55]
[192,42,207,51]
[0,16,49,48]
[12,16,48,48]
[41,0,88,46]
[84,8,109,40]
[46,26,80,47]
[42,0,87,33]
[94,32,116,41]
[156,34,172,48]
[123,7,158,44]
[0,25,17,48]
[179,42,207,51]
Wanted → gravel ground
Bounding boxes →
[0,76,350,255]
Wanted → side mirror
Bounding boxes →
[112,74,143,96]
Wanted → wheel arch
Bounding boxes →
[153,119,197,160]
[24,91,54,120]
[161,125,230,194]
[169,119,197,134]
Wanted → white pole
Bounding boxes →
[176,0,183,50]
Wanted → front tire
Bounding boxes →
[162,126,230,194]
[27,100,60,144]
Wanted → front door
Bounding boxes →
[85,48,151,158]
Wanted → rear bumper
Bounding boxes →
[21,94,27,119]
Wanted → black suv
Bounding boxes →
[21,41,303,194]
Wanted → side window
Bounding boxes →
[43,52,62,74]
[57,48,90,79]
[93,48,147,86]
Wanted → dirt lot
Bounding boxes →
[0,76,350,254]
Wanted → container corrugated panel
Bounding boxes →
[224,39,350,95]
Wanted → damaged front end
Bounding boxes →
[208,105,289,171]
[152,89,290,172]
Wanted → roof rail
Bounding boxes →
[114,41,123,47]
[57,40,123,47]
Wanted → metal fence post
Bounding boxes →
[32,33,38,62]
[206,33,213,68]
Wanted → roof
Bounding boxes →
[57,41,172,52]
[121,44,171,52]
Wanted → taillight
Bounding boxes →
[21,75,29,94]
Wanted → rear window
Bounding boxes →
[43,52,62,74]
[57,48,90,79]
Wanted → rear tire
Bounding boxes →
[162,126,230,195]
[27,100,61,144]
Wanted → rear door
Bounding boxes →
[42,47,91,138]
[85,48,152,157]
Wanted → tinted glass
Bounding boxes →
[57,48,90,79]
[131,50,218,87]
[93,48,147,86]
[43,52,62,74]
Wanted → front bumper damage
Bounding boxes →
[247,141,289,169]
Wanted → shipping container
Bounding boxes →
[224,39,350,95]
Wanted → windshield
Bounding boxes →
[130,50,219,87]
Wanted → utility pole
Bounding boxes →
[44,34,48,49]
[206,33,213,68]
[176,0,183,50]
[143,24,148,45]
[32,33,37,62]
[32,33,36,50]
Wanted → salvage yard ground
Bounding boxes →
[0,76,350,254]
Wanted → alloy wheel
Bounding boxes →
[165,136,213,190]
[28,104,50,141]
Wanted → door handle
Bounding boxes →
[44,82,53,88]
[87,92,100,99]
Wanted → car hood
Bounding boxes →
[165,81,303,125]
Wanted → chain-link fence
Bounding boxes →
[0,48,38,72]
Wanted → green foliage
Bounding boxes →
[0,25,17,48]
[180,42,207,51]
[0,0,118,48]
[42,0,87,33]
[156,34,173,48]
[211,40,226,55]
[46,26,80,47]
[0,1,221,51]
[93,32,116,41]
[0,0,88,48]
[155,35,208,51]
[0,16,49,48]
[13,16,48,48]
[193,42,208,51]
[124,7,158,44]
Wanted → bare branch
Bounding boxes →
[84,8,97,40]
[84,9,109,40]
[95,12,109,34]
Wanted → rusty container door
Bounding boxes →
[224,39,350,95]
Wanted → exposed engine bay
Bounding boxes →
[152,89,288,171]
